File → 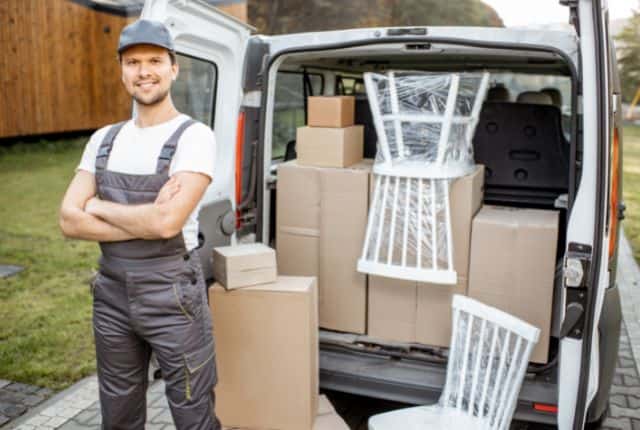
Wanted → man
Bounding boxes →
[59,19,220,430]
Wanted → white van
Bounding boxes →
[144,0,624,428]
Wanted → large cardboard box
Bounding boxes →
[367,166,484,345]
[210,276,319,430]
[468,205,559,364]
[212,243,277,290]
[297,125,364,168]
[222,395,348,430]
[314,395,350,430]
[308,96,355,127]
[277,160,372,334]
[368,276,468,346]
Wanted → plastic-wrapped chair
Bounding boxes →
[368,295,540,430]
[357,71,490,284]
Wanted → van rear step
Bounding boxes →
[319,335,558,426]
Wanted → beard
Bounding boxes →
[132,87,170,106]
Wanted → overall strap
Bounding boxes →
[95,121,127,172]
[155,118,197,174]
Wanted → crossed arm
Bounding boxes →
[59,170,211,242]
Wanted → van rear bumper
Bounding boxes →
[319,342,558,426]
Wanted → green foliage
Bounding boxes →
[616,11,640,103]
[623,126,640,262]
[0,138,100,390]
[248,0,503,35]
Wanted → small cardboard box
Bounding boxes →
[210,276,319,430]
[277,160,372,334]
[468,205,559,364]
[297,125,364,168]
[212,243,277,290]
[308,96,355,127]
[366,166,484,345]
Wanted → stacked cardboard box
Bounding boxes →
[297,96,364,168]
[367,165,485,346]
[468,205,559,364]
[277,160,372,334]
[212,243,277,289]
[210,276,319,430]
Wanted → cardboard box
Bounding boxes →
[210,276,319,430]
[297,125,364,168]
[222,395,348,430]
[366,166,484,345]
[368,275,468,346]
[212,243,277,290]
[277,160,372,334]
[308,96,355,127]
[314,395,350,430]
[468,205,559,364]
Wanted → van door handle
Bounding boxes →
[618,202,626,221]
[560,302,585,338]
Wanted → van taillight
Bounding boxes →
[235,111,246,227]
[609,127,620,259]
[533,403,558,413]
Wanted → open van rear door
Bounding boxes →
[141,0,252,276]
[558,0,612,428]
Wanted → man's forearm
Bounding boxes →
[88,199,172,240]
[59,207,136,242]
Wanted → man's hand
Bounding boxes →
[59,170,137,242]
[85,172,211,240]
[155,176,181,204]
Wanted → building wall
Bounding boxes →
[217,3,248,23]
[0,0,133,139]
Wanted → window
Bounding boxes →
[171,54,218,127]
[272,71,324,159]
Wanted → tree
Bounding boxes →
[248,0,503,35]
[616,10,640,103]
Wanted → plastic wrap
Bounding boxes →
[365,71,490,179]
[368,295,540,430]
[359,174,454,283]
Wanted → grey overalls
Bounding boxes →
[91,118,220,430]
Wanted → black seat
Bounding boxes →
[472,102,570,207]
[355,95,377,159]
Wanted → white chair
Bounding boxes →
[368,295,541,430]
[357,71,490,284]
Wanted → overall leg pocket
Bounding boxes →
[183,340,217,401]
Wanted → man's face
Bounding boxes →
[120,44,178,106]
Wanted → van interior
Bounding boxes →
[252,41,578,385]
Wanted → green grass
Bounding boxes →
[0,138,100,390]
[623,125,640,262]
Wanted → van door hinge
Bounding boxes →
[560,242,592,339]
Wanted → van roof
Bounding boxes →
[260,26,579,70]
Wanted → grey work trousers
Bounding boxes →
[92,252,220,430]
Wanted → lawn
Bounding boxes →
[623,125,640,261]
[0,137,100,390]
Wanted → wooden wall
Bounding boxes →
[218,3,248,23]
[0,0,133,139]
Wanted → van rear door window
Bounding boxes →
[172,54,218,127]
[273,71,323,159]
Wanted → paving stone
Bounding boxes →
[37,387,54,397]
[14,424,36,430]
[602,416,633,430]
[25,414,53,426]
[0,390,26,402]
[0,414,9,426]
[150,394,169,409]
[72,409,98,425]
[58,421,99,430]
[6,383,40,394]
[87,411,102,426]
[610,394,629,408]
[86,401,100,411]
[0,380,10,389]
[624,375,640,386]
[48,415,72,427]
[0,401,27,417]
[146,424,167,430]
[614,374,624,385]
[22,394,45,407]
[620,357,636,369]
[151,408,174,425]
[610,404,640,420]
[627,395,640,409]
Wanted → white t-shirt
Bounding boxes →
[77,114,216,251]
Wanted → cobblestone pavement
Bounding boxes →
[0,380,52,428]
[5,235,640,430]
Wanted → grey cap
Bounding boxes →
[118,19,175,54]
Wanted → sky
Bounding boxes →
[482,0,637,27]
